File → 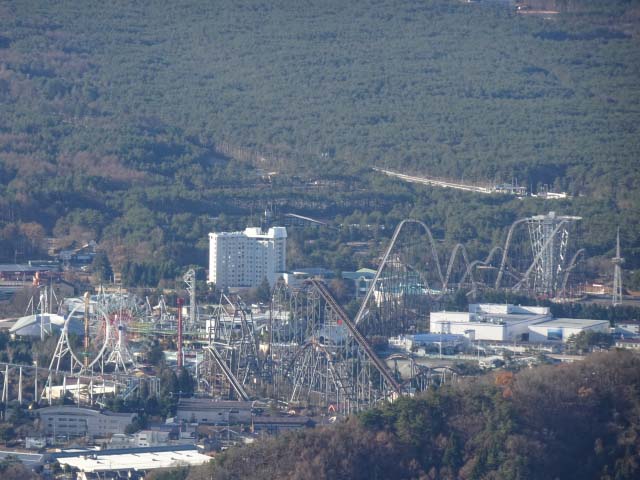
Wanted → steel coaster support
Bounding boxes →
[203,345,249,401]
[515,219,571,294]
[309,279,402,396]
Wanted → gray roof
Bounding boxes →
[537,318,610,329]
[178,399,253,410]
[10,313,83,337]
[0,264,53,273]
[38,405,134,419]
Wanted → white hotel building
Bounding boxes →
[208,227,287,289]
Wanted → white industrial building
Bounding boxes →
[431,304,552,342]
[54,446,212,477]
[431,303,612,344]
[528,318,610,343]
[208,227,287,289]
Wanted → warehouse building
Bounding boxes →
[430,304,552,342]
[431,304,611,344]
[52,445,211,478]
[208,227,287,289]
[177,398,253,425]
[528,318,610,343]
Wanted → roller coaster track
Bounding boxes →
[353,219,442,328]
[460,246,503,290]
[495,218,529,289]
[352,219,486,325]
[309,279,402,395]
[443,243,476,293]
[202,345,250,401]
[560,248,585,294]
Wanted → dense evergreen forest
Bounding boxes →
[182,350,640,480]
[0,0,638,284]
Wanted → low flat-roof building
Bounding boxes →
[252,416,315,435]
[109,430,172,448]
[38,406,134,439]
[53,445,211,477]
[0,263,60,281]
[431,304,552,342]
[615,338,640,350]
[431,304,611,344]
[528,318,610,343]
[342,268,376,298]
[389,333,468,353]
[176,398,253,425]
[615,321,640,337]
[282,267,334,289]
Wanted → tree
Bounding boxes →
[0,454,38,480]
[328,278,354,304]
[125,414,148,434]
[567,331,613,353]
[177,367,195,396]
[147,341,165,366]
[0,423,15,445]
[146,467,190,480]
[92,251,113,283]
[159,368,180,414]
[254,277,272,304]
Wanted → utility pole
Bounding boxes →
[34,360,38,404]
[18,367,22,404]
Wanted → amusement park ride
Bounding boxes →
[1,212,601,415]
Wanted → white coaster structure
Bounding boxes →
[495,211,583,297]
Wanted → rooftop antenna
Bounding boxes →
[262,203,273,231]
[612,227,624,306]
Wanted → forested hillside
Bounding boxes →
[186,350,640,480]
[0,0,638,282]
